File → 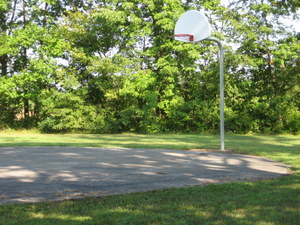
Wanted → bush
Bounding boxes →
[38,90,103,133]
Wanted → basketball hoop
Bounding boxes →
[174,34,194,42]
[174,10,226,151]
[174,10,211,43]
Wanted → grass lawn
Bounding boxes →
[0,132,299,225]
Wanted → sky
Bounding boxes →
[221,0,300,32]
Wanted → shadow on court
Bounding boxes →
[0,146,291,204]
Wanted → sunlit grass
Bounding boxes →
[0,133,220,149]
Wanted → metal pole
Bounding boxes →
[204,37,225,151]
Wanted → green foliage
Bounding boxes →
[117,70,159,133]
[0,0,299,134]
[38,90,102,133]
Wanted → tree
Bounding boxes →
[0,0,71,128]
[0,0,299,134]
[221,0,300,133]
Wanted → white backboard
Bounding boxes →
[174,10,211,42]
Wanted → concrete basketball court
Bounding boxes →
[0,146,291,204]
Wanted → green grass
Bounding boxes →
[0,133,299,225]
[0,132,220,149]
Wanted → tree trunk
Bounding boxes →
[0,55,8,76]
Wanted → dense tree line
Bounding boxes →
[0,0,299,134]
